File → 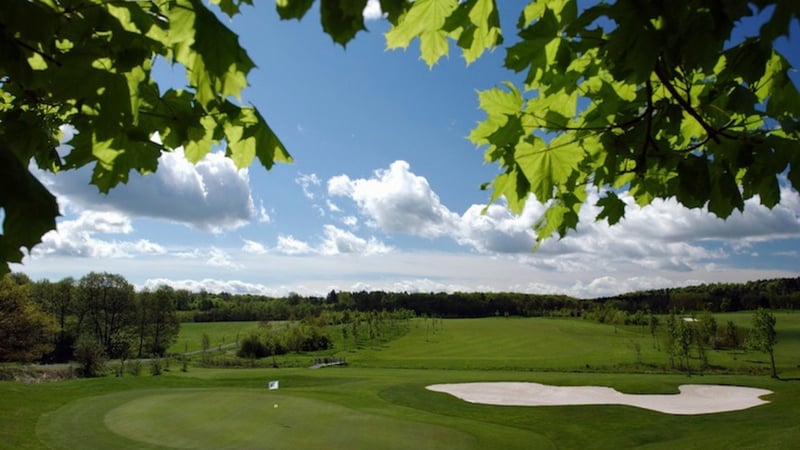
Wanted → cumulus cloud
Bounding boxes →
[324,160,800,277]
[37,148,258,232]
[328,160,460,238]
[457,201,540,253]
[363,0,384,21]
[319,225,392,255]
[206,248,241,269]
[341,215,359,228]
[242,239,268,255]
[273,226,391,256]
[276,235,314,255]
[34,211,165,258]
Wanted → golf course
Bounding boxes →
[2,313,799,449]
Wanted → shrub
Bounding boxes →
[73,337,107,378]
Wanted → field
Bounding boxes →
[2,313,799,449]
[168,321,263,354]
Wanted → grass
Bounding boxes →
[346,314,800,376]
[168,321,263,354]
[3,314,799,449]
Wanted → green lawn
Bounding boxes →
[2,314,799,449]
[346,314,800,376]
[168,321,262,354]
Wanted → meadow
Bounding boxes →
[2,313,799,449]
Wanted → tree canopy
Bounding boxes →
[1,0,798,272]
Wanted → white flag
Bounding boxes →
[268,380,279,390]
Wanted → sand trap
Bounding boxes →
[426,382,772,415]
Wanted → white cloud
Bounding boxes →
[328,160,460,238]
[37,148,258,232]
[295,172,321,200]
[457,201,540,253]
[257,201,271,223]
[363,0,384,21]
[242,239,268,255]
[327,199,342,213]
[34,211,165,258]
[276,235,314,255]
[324,160,800,281]
[273,226,391,256]
[341,215,359,228]
[319,225,392,255]
[207,247,241,269]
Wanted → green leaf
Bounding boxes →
[0,145,59,273]
[708,161,744,218]
[676,155,710,209]
[596,191,626,225]
[320,0,369,46]
[504,8,559,85]
[443,0,503,64]
[169,0,255,107]
[469,83,524,146]
[379,0,412,24]
[224,107,292,170]
[275,0,315,20]
[385,0,458,67]
[209,0,254,17]
[515,135,584,202]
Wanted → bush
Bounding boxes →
[237,333,268,358]
[73,337,107,378]
[150,357,163,376]
[127,360,142,376]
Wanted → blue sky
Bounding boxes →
[16,1,800,297]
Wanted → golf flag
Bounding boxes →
[268,380,279,390]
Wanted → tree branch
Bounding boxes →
[654,60,720,141]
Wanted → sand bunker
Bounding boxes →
[426,382,772,415]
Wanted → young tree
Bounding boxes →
[1,1,797,271]
[746,308,778,378]
[665,310,678,368]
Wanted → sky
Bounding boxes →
[13,1,800,298]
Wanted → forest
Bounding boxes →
[2,271,798,367]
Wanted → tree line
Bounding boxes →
[184,278,800,322]
[0,272,179,368]
[2,271,796,366]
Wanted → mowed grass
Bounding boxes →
[349,317,654,370]
[348,314,800,376]
[3,314,800,449]
[168,321,262,354]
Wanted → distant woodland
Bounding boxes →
[2,271,798,365]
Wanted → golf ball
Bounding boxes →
[274,404,278,408]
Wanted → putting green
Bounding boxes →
[39,388,477,449]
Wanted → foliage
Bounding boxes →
[3,1,798,272]
[0,0,291,273]
[746,307,778,377]
[149,357,163,376]
[0,275,56,362]
[235,323,330,359]
[76,272,136,358]
[73,335,107,377]
[280,0,800,244]
[134,286,180,357]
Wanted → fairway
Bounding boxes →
[5,315,799,449]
